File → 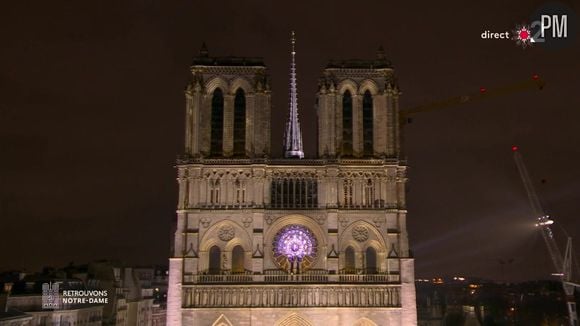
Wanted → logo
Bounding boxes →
[512,24,534,48]
[527,2,576,49]
[42,282,61,309]
[481,2,577,49]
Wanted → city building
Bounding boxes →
[133,267,168,326]
[88,262,154,325]
[166,33,417,325]
[0,262,163,326]
[2,276,104,326]
[415,276,576,325]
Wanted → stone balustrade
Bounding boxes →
[182,284,401,308]
[183,270,400,284]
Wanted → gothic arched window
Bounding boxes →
[232,245,245,273]
[342,90,353,156]
[343,179,353,207]
[365,246,377,274]
[233,88,246,156]
[210,179,221,204]
[270,177,318,209]
[363,178,374,207]
[209,245,221,274]
[210,88,224,156]
[363,90,373,156]
[345,246,355,273]
[235,179,245,204]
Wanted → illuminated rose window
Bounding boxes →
[272,225,318,273]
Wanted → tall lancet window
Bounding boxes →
[209,246,221,274]
[343,179,353,207]
[235,179,245,204]
[233,89,246,156]
[210,88,224,156]
[232,245,245,273]
[363,90,373,156]
[342,90,353,156]
[363,178,374,207]
[365,247,377,274]
[210,179,221,205]
[344,246,355,273]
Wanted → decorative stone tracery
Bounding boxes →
[200,217,211,228]
[352,225,369,242]
[218,224,235,241]
[272,225,318,273]
[241,216,253,228]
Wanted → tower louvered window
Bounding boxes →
[363,90,373,156]
[342,90,353,155]
[210,88,224,156]
[233,89,246,156]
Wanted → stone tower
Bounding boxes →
[166,38,417,325]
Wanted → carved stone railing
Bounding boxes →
[196,274,253,283]
[177,156,403,166]
[337,201,400,210]
[338,274,400,283]
[183,269,400,284]
[263,269,329,283]
[197,203,256,209]
[338,269,400,283]
[182,284,401,308]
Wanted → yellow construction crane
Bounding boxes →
[400,74,579,325]
[400,74,545,124]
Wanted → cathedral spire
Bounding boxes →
[283,31,304,159]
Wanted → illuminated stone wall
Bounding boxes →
[166,55,417,326]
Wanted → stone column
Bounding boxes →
[335,93,343,155]
[396,167,407,208]
[353,177,361,207]
[399,213,410,257]
[374,93,388,156]
[198,95,209,156]
[177,168,187,210]
[317,92,328,157]
[191,168,200,207]
[328,91,337,157]
[200,174,207,205]
[264,93,272,155]
[185,92,193,154]
[174,212,186,256]
[400,258,418,325]
[166,258,183,326]
[393,90,401,157]
[254,92,272,156]
[191,88,202,156]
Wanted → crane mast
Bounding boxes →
[512,147,563,270]
[512,147,578,326]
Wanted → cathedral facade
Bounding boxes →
[166,35,417,326]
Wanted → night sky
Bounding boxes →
[1,0,579,281]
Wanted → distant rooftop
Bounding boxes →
[0,309,32,322]
[191,42,265,67]
[191,56,265,67]
[326,58,392,69]
[326,46,392,69]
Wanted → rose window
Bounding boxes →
[272,225,318,272]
